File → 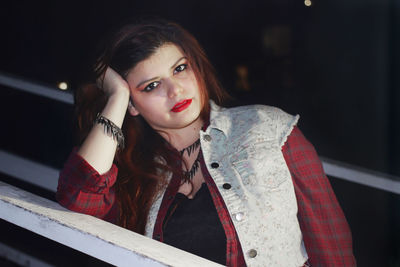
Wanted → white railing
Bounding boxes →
[0,72,73,104]
[322,158,400,195]
[0,181,223,267]
[0,150,59,192]
[1,149,399,195]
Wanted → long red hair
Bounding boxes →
[75,19,229,233]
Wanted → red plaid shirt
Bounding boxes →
[57,127,356,266]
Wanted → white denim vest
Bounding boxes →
[144,101,308,267]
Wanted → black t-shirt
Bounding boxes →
[163,183,227,265]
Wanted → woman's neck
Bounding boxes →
[159,117,204,152]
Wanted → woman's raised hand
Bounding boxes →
[97,67,131,97]
[79,67,131,174]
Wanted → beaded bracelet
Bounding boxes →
[94,113,125,149]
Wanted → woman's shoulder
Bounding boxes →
[211,101,298,123]
[210,101,299,145]
[229,103,291,116]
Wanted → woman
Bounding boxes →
[57,19,356,266]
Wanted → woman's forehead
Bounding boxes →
[127,44,185,82]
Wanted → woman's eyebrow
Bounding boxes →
[170,57,187,69]
[136,57,187,88]
[136,77,159,88]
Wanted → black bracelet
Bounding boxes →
[94,113,125,149]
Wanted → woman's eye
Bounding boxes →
[174,64,187,74]
[143,81,160,92]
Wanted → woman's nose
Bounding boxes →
[167,79,183,98]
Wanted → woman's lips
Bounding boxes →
[171,99,192,112]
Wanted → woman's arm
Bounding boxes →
[78,68,130,174]
[56,68,129,221]
[56,148,119,221]
[282,126,356,267]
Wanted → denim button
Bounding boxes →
[222,183,231,189]
[203,135,212,141]
[211,162,219,168]
[234,212,244,221]
[248,249,257,258]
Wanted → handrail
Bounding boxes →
[0,71,73,104]
[1,149,399,195]
[0,181,222,267]
[0,150,58,192]
[322,158,400,195]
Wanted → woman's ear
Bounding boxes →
[128,100,140,116]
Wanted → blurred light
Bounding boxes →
[58,82,68,90]
[305,0,312,6]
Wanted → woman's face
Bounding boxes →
[126,44,203,134]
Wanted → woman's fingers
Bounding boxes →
[98,67,130,97]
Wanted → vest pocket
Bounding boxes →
[230,141,287,191]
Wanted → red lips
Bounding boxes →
[171,99,192,112]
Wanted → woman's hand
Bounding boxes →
[78,67,131,174]
[97,67,130,97]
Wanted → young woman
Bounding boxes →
[57,19,356,266]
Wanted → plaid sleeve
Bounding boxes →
[282,127,356,267]
[56,148,118,221]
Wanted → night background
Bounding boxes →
[0,0,399,266]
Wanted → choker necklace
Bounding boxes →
[179,138,200,157]
[183,152,201,182]
[179,138,201,182]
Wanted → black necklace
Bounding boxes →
[179,138,201,182]
[179,138,200,157]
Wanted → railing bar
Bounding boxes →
[322,160,400,195]
[0,242,55,267]
[0,72,73,104]
[0,150,58,192]
[0,149,399,195]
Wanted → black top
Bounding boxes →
[163,183,227,265]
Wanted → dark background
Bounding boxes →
[0,0,399,266]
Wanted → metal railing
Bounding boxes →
[0,72,73,104]
[1,149,399,196]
